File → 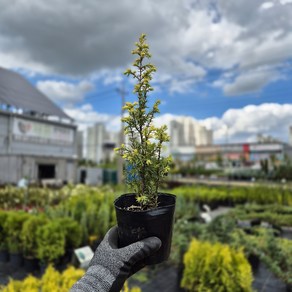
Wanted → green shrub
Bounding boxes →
[46,186,117,242]
[21,215,48,258]
[232,229,292,284]
[4,211,29,253]
[56,218,82,249]
[36,221,65,264]
[172,185,292,207]
[181,239,253,292]
[230,204,292,227]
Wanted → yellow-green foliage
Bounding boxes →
[181,239,253,292]
[50,185,117,240]
[122,281,142,292]
[116,34,171,209]
[172,185,292,206]
[0,186,69,209]
[0,265,84,292]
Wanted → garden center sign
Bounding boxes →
[13,117,74,145]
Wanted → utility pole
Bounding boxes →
[117,83,127,185]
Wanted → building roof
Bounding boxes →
[0,67,70,120]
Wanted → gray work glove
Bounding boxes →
[71,226,161,292]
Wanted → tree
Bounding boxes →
[115,34,171,209]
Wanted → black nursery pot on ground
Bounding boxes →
[0,250,9,262]
[114,193,176,265]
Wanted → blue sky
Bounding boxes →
[1,0,292,143]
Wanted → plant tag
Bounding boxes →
[74,246,94,269]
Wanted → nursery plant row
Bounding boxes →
[0,211,82,265]
[1,184,292,291]
[1,183,292,211]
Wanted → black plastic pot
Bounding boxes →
[247,254,260,272]
[0,250,9,262]
[114,193,176,265]
[9,252,23,267]
[24,257,39,273]
[39,262,48,274]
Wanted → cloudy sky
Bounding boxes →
[1,0,292,143]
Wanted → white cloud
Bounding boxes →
[279,0,292,4]
[64,103,121,131]
[1,0,292,95]
[223,69,279,96]
[66,103,292,145]
[202,103,292,143]
[37,80,94,104]
[260,2,275,10]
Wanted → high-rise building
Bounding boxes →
[168,116,213,161]
[169,117,213,147]
[76,131,84,160]
[86,123,119,164]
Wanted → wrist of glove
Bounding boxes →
[71,226,161,292]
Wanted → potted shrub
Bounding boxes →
[181,239,253,292]
[4,211,29,267]
[114,34,176,264]
[0,211,9,262]
[36,221,65,272]
[21,215,48,272]
[56,217,82,266]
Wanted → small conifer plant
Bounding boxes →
[115,34,172,210]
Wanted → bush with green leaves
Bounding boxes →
[229,204,292,227]
[45,185,116,243]
[36,221,65,264]
[172,184,292,207]
[4,211,30,253]
[181,239,253,292]
[21,215,48,258]
[0,186,70,210]
[115,34,172,209]
[56,218,82,250]
[232,228,292,285]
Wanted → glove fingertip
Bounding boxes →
[141,236,162,252]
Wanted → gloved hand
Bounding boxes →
[71,226,161,292]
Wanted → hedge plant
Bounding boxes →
[232,229,292,285]
[4,211,30,253]
[36,221,65,264]
[21,215,48,258]
[172,185,292,207]
[181,239,253,292]
[56,218,82,250]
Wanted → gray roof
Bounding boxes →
[0,67,70,120]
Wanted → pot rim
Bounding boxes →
[114,192,176,212]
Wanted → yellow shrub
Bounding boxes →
[60,266,85,291]
[122,281,142,292]
[0,280,23,292]
[21,275,40,292]
[41,265,61,292]
[0,265,85,292]
[181,239,253,292]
